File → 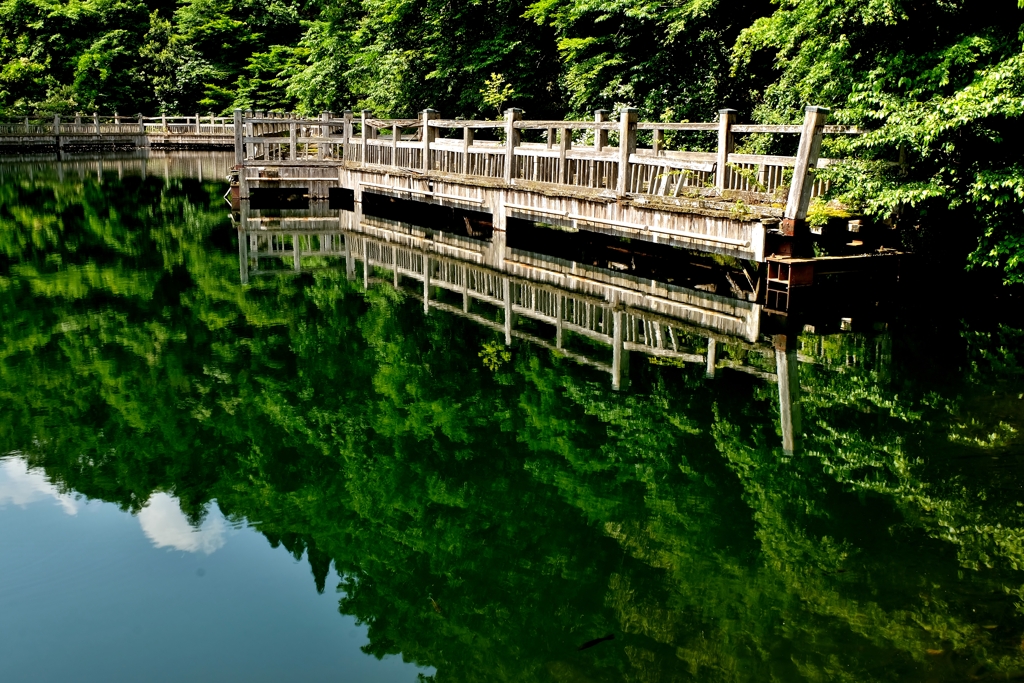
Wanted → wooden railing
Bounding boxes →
[0,113,235,136]
[234,106,857,226]
[143,114,234,135]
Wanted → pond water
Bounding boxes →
[2,152,1024,682]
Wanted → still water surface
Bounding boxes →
[2,152,1024,682]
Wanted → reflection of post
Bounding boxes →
[238,229,249,284]
[555,296,563,349]
[503,278,513,346]
[239,202,250,284]
[293,233,301,271]
[423,256,430,314]
[705,338,717,378]
[612,309,630,391]
[344,235,355,281]
[462,265,470,312]
[774,335,802,455]
[362,239,369,289]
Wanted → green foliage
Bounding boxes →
[479,72,515,119]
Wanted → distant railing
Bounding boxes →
[0,113,235,137]
[234,106,859,228]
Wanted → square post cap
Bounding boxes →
[804,105,830,115]
[718,108,738,114]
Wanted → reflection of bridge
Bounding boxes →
[237,204,803,452]
[0,150,234,183]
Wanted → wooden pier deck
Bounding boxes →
[231,106,868,265]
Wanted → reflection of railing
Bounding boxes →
[238,217,770,389]
[238,213,804,452]
[235,107,858,226]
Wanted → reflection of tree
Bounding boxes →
[3,171,1024,681]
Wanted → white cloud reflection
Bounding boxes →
[0,455,81,515]
[137,492,228,555]
[0,455,230,555]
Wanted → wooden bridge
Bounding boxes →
[0,114,235,151]
[237,203,806,451]
[231,106,902,305]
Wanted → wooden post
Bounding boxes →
[462,125,473,174]
[783,106,830,235]
[293,234,301,271]
[289,119,297,160]
[53,113,60,148]
[194,113,200,134]
[595,110,608,151]
[616,108,637,194]
[653,128,663,155]
[161,113,167,132]
[343,110,353,162]
[234,109,244,165]
[422,109,438,171]
[392,124,400,166]
[715,109,736,192]
[503,108,522,183]
[318,111,328,160]
[93,112,100,134]
[23,116,29,134]
[558,127,571,184]
[361,109,371,163]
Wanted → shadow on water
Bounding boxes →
[3,157,1024,681]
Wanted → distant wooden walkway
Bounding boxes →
[0,114,235,151]
[233,106,862,268]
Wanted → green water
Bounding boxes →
[2,154,1024,682]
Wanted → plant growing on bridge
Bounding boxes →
[480,73,516,118]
